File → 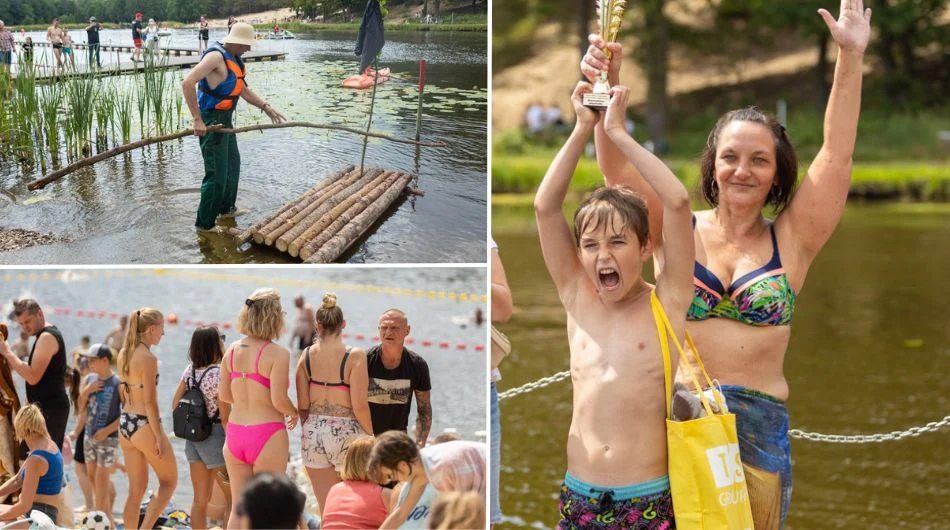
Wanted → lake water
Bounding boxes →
[0,29,487,264]
[0,266,488,512]
[492,202,950,530]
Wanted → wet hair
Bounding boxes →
[237,289,284,341]
[12,299,41,317]
[367,430,419,482]
[0,323,6,341]
[64,366,81,414]
[189,326,224,369]
[316,293,344,338]
[573,186,650,248]
[700,106,799,213]
[432,432,460,444]
[14,403,50,440]
[428,491,486,530]
[340,436,375,482]
[118,308,164,380]
[235,472,305,529]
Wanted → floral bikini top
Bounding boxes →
[687,221,796,326]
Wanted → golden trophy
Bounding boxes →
[583,0,627,109]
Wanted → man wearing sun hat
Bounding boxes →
[180,22,286,232]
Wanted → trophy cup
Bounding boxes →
[583,0,627,109]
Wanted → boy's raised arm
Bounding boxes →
[534,82,598,302]
[602,86,694,310]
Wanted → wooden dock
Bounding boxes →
[229,165,420,263]
[25,43,285,82]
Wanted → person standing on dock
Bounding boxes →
[85,17,103,69]
[60,29,75,71]
[145,18,160,58]
[181,22,286,232]
[131,12,144,62]
[0,21,13,75]
[45,18,64,71]
[198,15,210,53]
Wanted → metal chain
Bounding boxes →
[500,373,950,443]
[788,415,950,443]
[498,371,571,400]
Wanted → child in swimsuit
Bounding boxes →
[220,288,298,526]
[116,308,178,530]
[0,404,65,526]
[533,82,694,529]
[295,293,373,515]
[60,30,75,70]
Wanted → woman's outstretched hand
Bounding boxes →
[818,0,872,54]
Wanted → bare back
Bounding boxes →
[121,344,157,416]
[565,284,672,487]
[303,343,359,418]
[224,338,286,425]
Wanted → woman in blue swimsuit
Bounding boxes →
[0,404,65,526]
[582,2,871,528]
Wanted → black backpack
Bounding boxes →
[173,366,218,442]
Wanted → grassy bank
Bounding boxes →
[492,150,950,202]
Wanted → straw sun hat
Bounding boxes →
[222,22,256,47]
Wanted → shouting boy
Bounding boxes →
[534,81,693,529]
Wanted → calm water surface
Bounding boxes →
[493,203,950,530]
[0,267,488,510]
[0,29,487,264]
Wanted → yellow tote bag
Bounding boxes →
[651,292,755,530]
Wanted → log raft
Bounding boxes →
[234,166,416,263]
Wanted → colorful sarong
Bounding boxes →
[720,385,792,530]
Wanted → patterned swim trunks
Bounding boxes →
[84,436,119,467]
[557,473,675,529]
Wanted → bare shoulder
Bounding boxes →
[348,347,367,360]
[36,332,57,348]
[265,341,291,360]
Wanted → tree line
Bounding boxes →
[496,0,950,147]
[0,0,485,25]
[2,0,293,25]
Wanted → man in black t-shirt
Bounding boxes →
[366,309,433,447]
[86,17,103,68]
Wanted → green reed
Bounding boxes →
[63,72,99,158]
[94,82,117,148]
[116,92,134,144]
[38,82,63,154]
